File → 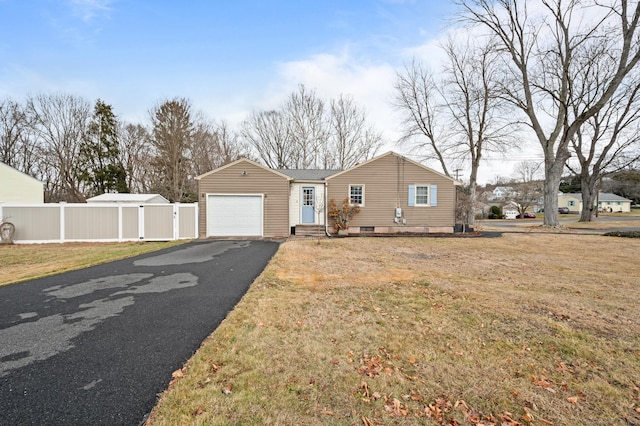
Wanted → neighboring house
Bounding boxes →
[86,193,170,204]
[0,162,44,204]
[196,151,460,238]
[492,186,513,200]
[558,192,632,213]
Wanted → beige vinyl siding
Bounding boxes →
[198,161,290,238]
[144,205,174,240]
[122,206,139,239]
[65,206,119,240]
[327,153,455,228]
[3,205,60,241]
[178,205,197,238]
[0,163,44,203]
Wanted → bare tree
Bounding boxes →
[510,161,544,217]
[241,110,293,168]
[118,122,153,193]
[458,0,640,227]
[243,85,381,170]
[191,118,249,176]
[394,37,511,226]
[443,37,513,225]
[326,94,382,169]
[393,60,451,176]
[0,99,26,167]
[514,160,543,183]
[567,77,640,221]
[149,98,194,202]
[27,93,91,202]
[284,84,328,169]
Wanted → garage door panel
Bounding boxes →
[207,195,263,237]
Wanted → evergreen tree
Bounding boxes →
[79,99,128,196]
[149,98,194,202]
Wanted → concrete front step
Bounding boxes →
[294,225,326,237]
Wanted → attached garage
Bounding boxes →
[196,159,291,239]
[207,194,263,237]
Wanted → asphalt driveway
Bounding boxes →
[0,240,279,426]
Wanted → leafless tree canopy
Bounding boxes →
[241,84,382,170]
[2,94,249,202]
[2,86,380,202]
[457,0,640,226]
[567,75,640,220]
[393,60,450,176]
[27,93,91,202]
[394,36,513,225]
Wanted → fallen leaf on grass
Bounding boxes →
[222,386,232,395]
[193,407,204,416]
[320,408,335,416]
[567,396,579,405]
[361,381,370,398]
[361,416,375,426]
[171,369,184,379]
[521,409,534,422]
[531,375,555,392]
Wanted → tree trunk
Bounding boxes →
[467,166,478,226]
[579,178,598,222]
[543,159,563,227]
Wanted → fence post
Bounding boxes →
[59,203,65,243]
[194,202,199,239]
[173,203,179,240]
[138,205,145,240]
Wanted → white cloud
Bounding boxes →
[271,49,401,145]
[68,0,114,22]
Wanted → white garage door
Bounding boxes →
[207,194,263,237]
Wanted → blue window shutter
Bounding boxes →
[430,185,438,206]
[408,185,415,206]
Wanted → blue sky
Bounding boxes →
[1,1,453,118]
[1,0,527,182]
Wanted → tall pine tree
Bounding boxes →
[79,99,128,196]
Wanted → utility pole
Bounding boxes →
[454,168,462,180]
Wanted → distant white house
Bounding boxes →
[86,193,170,204]
[558,192,632,213]
[0,162,44,204]
[493,186,514,200]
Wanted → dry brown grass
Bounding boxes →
[0,241,186,286]
[147,234,640,426]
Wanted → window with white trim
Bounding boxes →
[349,184,364,206]
[408,184,437,207]
[415,185,429,205]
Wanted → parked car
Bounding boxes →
[516,212,536,219]
[558,207,570,214]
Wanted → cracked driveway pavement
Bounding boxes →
[0,240,279,425]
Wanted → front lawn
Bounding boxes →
[146,234,640,425]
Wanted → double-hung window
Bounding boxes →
[349,184,364,206]
[408,184,437,207]
[415,185,429,205]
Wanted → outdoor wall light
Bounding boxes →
[241,171,247,175]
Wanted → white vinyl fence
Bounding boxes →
[0,202,198,244]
